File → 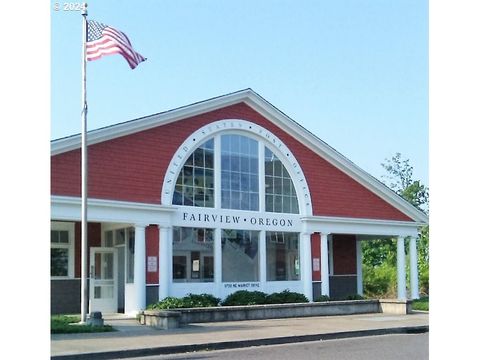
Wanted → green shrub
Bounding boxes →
[51,315,113,334]
[182,293,220,308]
[412,296,429,311]
[265,290,308,304]
[148,293,220,310]
[314,295,330,302]
[147,296,184,310]
[363,262,397,298]
[221,290,268,306]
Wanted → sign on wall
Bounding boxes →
[147,256,157,272]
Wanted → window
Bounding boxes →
[171,133,301,215]
[174,139,214,207]
[172,227,214,282]
[51,222,74,278]
[221,135,259,210]
[222,229,259,282]
[266,232,300,281]
[265,147,299,214]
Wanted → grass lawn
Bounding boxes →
[51,315,115,334]
[412,296,429,311]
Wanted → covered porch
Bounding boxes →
[303,215,422,301]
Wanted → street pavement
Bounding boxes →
[51,312,429,360]
[127,333,429,360]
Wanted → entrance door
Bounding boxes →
[90,247,117,314]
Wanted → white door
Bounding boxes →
[90,247,117,314]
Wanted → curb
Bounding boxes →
[51,325,429,360]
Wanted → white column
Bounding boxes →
[301,232,313,301]
[320,232,330,297]
[214,228,222,298]
[409,236,420,299]
[134,224,147,311]
[396,236,407,300]
[259,230,267,286]
[159,226,171,300]
[328,236,334,275]
[356,238,363,296]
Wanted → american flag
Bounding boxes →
[86,20,146,69]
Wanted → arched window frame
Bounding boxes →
[162,119,312,216]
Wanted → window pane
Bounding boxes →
[105,231,114,247]
[264,146,299,214]
[51,248,69,276]
[59,231,69,243]
[172,227,214,283]
[173,140,214,208]
[51,230,69,244]
[222,230,259,282]
[221,135,259,210]
[266,232,300,281]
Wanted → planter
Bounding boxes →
[141,299,412,329]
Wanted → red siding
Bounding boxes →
[332,234,357,275]
[74,222,101,278]
[310,233,321,281]
[146,225,159,284]
[52,102,412,221]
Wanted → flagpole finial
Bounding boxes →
[82,2,88,16]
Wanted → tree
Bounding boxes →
[381,153,429,212]
[362,153,429,297]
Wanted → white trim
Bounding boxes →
[302,215,421,237]
[51,195,175,225]
[329,274,358,277]
[51,89,427,223]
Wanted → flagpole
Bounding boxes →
[80,3,89,324]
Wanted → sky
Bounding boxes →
[51,0,428,187]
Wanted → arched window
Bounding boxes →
[171,133,301,214]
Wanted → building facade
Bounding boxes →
[51,89,427,315]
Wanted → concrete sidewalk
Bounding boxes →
[51,312,429,359]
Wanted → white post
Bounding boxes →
[134,224,146,312]
[397,236,407,300]
[356,238,363,296]
[214,228,222,297]
[409,236,420,299]
[301,232,313,301]
[80,7,89,324]
[320,232,330,297]
[259,230,267,286]
[159,226,171,300]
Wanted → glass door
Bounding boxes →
[89,247,117,314]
